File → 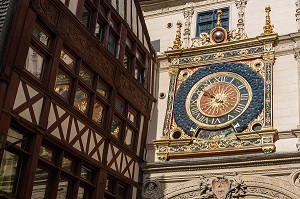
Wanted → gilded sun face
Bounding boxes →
[199,83,239,117]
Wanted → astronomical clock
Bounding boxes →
[155,8,278,161]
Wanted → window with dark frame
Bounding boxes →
[111,97,139,150]
[82,5,91,28]
[0,128,27,198]
[24,24,52,80]
[104,175,129,199]
[54,46,110,127]
[72,0,151,87]
[32,142,97,198]
[196,7,229,36]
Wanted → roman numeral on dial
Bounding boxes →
[235,103,246,113]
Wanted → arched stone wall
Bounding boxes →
[145,174,300,199]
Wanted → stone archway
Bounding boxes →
[152,175,300,199]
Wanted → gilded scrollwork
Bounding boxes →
[191,33,212,47]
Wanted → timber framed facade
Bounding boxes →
[0,0,156,198]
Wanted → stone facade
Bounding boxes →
[141,0,300,198]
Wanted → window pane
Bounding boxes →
[25,47,45,79]
[82,6,91,28]
[39,146,53,162]
[135,67,144,84]
[6,128,25,148]
[127,110,136,124]
[98,4,107,17]
[33,26,49,46]
[117,183,126,198]
[110,17,119,31]
[62,157,73,172]
[74,86,89,114]
[77,186,90,199]
[111,116,121,138]
[115,99,124,113]
[197,7,229,35]
[79,66,92,85]
[57,178,69,199]
[80,166,92,181]
[55,71,71,99]
[105,178,114,192]
[0,151,22,194]
[126,37,133,49]
[95,22,104,41]
[93,100,105,124]
[107,33,118,55]
[136,50,144,63]
[123,54,131,71]
[60,49,75,70]
[125,127,133,147]
[97,80,108,98]
[32,168,50,199]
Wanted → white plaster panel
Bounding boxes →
[137,115,144,156]
[245,0,297,37]
[275,138,298,152]
[145,13,184,53]
[132,187,137,199]
[148,70,170,143]
[273,54,299,131]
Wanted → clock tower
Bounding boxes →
[154,9,277,161]
[141,2,300,198]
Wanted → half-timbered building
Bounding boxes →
[0,0,156,198]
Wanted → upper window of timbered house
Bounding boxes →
[58,0,154,89]
[54,46,110,127]
[25,24,52,80]
[111,97,140,150]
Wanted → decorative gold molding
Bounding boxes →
[167,33,278,60]
[172,21,182,50]
[263,5,274,35]
[168,66,179,76]
[216,10,222,27]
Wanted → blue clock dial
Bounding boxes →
[173,63,264,137]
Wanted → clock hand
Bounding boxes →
[202,90,215,99]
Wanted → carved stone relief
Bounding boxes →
[142,180,161,199]
[143,171,300,199]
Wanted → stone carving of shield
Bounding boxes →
[211,177,230,199]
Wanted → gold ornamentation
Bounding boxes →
[216,10,222,27]
[191,33,211,47]
[242,112,264,133]
[168,66,179,76]
[262,52,275,62]
[173,21,182,50]
[263,5,274,35]
[215,52,225,59]
[228,28,248,41]
[170,127,184,139]
[177,69,193,88]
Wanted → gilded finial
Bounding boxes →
[216,10,222,27]
[173,21,182,50]
[263,5,274,34]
